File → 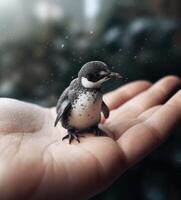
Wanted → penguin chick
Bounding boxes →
[54,61,122,143]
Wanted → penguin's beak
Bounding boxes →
[107,72,122,79]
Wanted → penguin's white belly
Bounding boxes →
[69,92,102,129]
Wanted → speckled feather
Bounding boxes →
[55,78,108,130]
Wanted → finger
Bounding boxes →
[117,90,181,167]
[137,105,161,120]
[103,81,151,110]
[146,90,181,138]
[110,76,181,121]
[103,106,160,140]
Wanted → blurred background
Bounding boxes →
[0,0,180,199]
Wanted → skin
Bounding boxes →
[0,76,180,200]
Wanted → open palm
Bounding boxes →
[0,76,180,200]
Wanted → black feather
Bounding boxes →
[102,101,110,118]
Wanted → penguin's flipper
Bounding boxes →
[54,78,78,127]
[54,100,71,127]
[101,101,109,119]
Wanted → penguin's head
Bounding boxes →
[78,61,122,88]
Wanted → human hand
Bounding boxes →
[0,76,180,200]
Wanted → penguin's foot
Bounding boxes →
[62,129,84,144]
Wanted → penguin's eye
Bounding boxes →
[95,73,100,78]
[86,74,94,81]
[86,73,100,82]
[95,73,104,80]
